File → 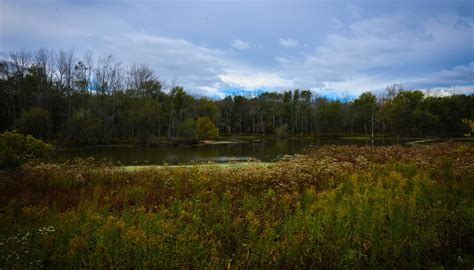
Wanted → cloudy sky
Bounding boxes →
[1,0,473,98]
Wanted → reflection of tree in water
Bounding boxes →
[56,138,419,165]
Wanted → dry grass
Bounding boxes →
[0,143,473,268]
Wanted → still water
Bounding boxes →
[55,138,417,165]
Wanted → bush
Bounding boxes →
[62,109,101,144]
[462,118,474,137]
[177,118,198,142]
[0,130,53,169]
[195,116,219,140]
[17,107,49,139]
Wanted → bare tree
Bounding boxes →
[83,51,94,90]
[94,54,122,139]
[56,49,75,92]
[35,48,55,82]
[385,83,404,99]
[32,49,56,137]
[9,50,31,78]
[95,54,121,96]
[3,50,32,128]
[127,64,154,95]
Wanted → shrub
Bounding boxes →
[62,109,101,144]
[177,118,198,142]
[461,118,474,137]
[195,116,219,140]
[0,130,53,169]
[17,107,49,139]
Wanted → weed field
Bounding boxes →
[0,144,473,268]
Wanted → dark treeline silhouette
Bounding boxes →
[1,49,473,144]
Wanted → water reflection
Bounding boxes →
[55,137,415,165]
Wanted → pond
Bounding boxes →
[55,137,418,165]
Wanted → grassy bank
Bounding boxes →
[0,144,473,268]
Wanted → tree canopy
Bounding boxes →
[0,49,472,145]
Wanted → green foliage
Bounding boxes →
[126,99,161,143]
[0,144,472,268]
[177,118,197,142]
[196,98,221,124]
[0,130,53,169]
[62,109,101,144]
[1,49,473,145]
[17,107,49,139]
[275,124,289,138]
[386,90,425,136]
[353,92,376,120]
[195,116,219,140]
[353,92,376,135]
[461,118,474,137]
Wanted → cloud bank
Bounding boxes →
[1,0,472,98]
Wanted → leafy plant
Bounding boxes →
[195,116,219,140]
[0,130,53,169]
[177,118,198,142]
[17,107,49,139]
[461,118,474,137]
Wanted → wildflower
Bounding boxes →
[38,225,55,235]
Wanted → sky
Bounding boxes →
[1,0,473,98]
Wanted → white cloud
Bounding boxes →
[275,56,291,65]
[114,32,232,93]
[0,2,252,94]
[276,14,474,93]
[219,70,294,89]
[319,62,474,96]
[279,38,299,48]
[231,39,250,50]
[198,85,223,98]
[423,85,474,96]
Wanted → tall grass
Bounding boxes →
[0,144,472,268]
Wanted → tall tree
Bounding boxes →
[353,92,377,137]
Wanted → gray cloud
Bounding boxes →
[403,62,474,93]
[275,13,474,95]
[1,1,473,97]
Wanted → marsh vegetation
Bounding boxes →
[0,143,472,268]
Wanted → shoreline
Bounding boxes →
[53,135,445,150]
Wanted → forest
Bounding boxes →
[1,49,473,145]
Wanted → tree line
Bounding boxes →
[1,49,472,145]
